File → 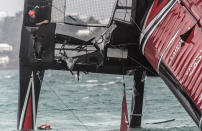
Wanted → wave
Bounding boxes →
[86,80,98,83]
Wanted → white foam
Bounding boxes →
[79,83,98,87]
[102,81,115,86]
[86,80,98,83]
[103,88,108,91]
[4,75,11,79]
[82,97,89,100]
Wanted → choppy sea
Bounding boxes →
[0,70,200,131]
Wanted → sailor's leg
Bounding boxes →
[130,69,146,129]
[17,64,44,130]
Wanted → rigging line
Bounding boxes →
[44,81,90,131]
[123,0,128,21]
[128,55,157,75]
[121,48,125,84]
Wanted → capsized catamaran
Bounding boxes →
[17,0,201,130]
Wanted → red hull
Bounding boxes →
[141,0,202,127]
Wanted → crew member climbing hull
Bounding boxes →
[140,0,202,128]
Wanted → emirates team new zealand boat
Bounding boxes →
[140,0,202,128]
[17,0,201,130]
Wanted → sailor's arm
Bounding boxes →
[36,20,49,26]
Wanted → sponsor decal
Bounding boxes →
[169,39,183,61]
[185,50,202,76]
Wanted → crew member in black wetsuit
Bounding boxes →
[28,6,56,61]
[28,6,50,26]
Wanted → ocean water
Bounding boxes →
[0,70,200,131]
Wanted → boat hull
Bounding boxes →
[140,0,202,127]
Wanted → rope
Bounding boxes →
[121,47,126,87]
[128,56,156,75]
[43,80,90,131]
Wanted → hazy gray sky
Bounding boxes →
[0,0,24,16]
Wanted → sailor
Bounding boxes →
[37,123,52,130]
[28,6,50,26]
[28,5,56,60]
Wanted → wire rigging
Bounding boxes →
[43,80,90,131]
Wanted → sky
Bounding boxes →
[0,0,24,16]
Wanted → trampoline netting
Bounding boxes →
[114,0,132,22]
[65,0,118,26]
[26,0,133,26]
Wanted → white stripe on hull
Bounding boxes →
[140,0,178,55]
[19,72,35,130]
[32,73,36,130]
[157,28,181,72]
